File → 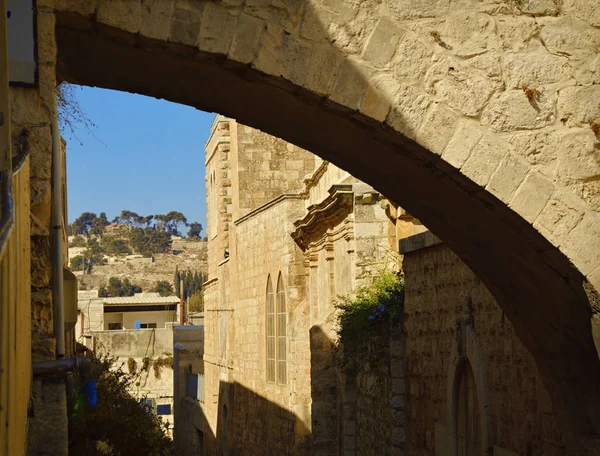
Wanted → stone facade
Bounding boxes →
[196,117,408,455]
[94,327,176,433]
[400,233,583,454]
[76,291,180,432]
[173,326,206,455]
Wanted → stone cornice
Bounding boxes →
[291,184,354,250]
[302,160,329,192]
[233,194,304,226]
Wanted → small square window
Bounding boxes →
[140,323,157,329]
[157,404,171,415]
[108,323,122,330]
[140,398,156,414]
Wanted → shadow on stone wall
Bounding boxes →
[180,380,310,456]
[309,323,407,456]
[309,325,339,455]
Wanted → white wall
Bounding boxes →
[122,309,177,329]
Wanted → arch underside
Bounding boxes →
[55,14,600,438]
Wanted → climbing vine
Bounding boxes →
[335,271,404,378]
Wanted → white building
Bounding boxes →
[77,291,181,434]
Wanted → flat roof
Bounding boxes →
[103,296,180,306]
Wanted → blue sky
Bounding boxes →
[64,86,213,234]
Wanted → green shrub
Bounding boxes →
[188,291,204,313]
[70,255,85,271]
[335,271,404,377]
[69,236,87,248]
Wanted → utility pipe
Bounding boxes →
[51,105,65,358]
[32,356,91,377]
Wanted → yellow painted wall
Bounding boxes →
[0,158,32,456]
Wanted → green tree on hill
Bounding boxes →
[187,222,203,240]
[152,281,175,297]
[83,238,106,274]
[69,236,87,248]
[98,277,142,297]
[174,269,206,301]
[101,235,132,256]
[129,227,171,257]
[71,212,97,238]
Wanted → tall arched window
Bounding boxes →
[456,360,480,456]
[266,276,276,383]
[276,273,287,385]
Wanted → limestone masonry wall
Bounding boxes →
[403,242,566,454]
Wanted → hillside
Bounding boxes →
[72,238,208,292]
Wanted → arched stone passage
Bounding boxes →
[51,0,600,437]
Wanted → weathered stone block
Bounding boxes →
[510,172,555,223]
[508,130,557,169]
[557,85,600,127]
[496,17,540,52]
[37,62,57,110]
[442,119,485,169]
[486,153,529,202]
[24,126,52,180]
[10,88,51,125]
[360,74,397,122]
[140,0,175,41]
[330,58,372,110]
[31,236,52,289]
[30,178,51,227]
[300,5,333,42]
[443,12,498,57]
[539,17,600,55]
[562,212,600,275]
[461,132,508,187]
[31,335,56,362]
[534,190,586,246]
[55,0,98,16]
[394,33,433,81]
[562,0,600,27]
[416,103,458,155]
[386,83,431,140]
[425,58,501,117]
[253,22,285,76]
[362,17,402,68]
[304,46,343,96]
[229,13,263,64]
[199,4,236,55]
[573,53,600,85]
[557,130,599,181]
[482,89,556,132]
[244,0,304,32]
[388,0,447,20]
[278,37,313,86]
[98,0,142,33]
[170,6,201,46]
[36,12,57,63]
[519,0,560,15]
[504,53,570,89]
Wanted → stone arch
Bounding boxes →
[445,322,493,456]
[50,0,600,436]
